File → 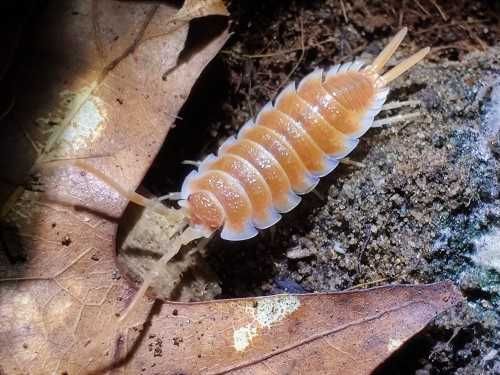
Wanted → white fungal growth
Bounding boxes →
[232,295,301,352]
[485,80,500,138]
[43,87,106,159]
[478,78,500,160]
[58,97,105,152]
[472,227,500,273]
[233,325,258,352]
[254,295,301,328]
[387,338,403,352]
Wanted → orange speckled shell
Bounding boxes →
[181,61,389,240]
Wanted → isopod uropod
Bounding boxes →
[75,28,429,320]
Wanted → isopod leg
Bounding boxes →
[157,192,183,201]
[372,112,421,127]
[117,225,208,325]
[381,100,420,111]
[181,160,202,167]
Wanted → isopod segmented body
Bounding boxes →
[180,29,429,241]
[179,28,430,241]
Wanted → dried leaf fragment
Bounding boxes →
[0,0,229,374]
[177,0,230,20]
[124,282,462,374]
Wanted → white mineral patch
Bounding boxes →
[387,338,403,352]
[59,96,105,152]
[479,79,500,160]
[233,295,301,352]
[233,325,257,352]
[254,295,301,328]
[42,85,106,158]
[473,227,500,273]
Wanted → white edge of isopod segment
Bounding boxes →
[221,220,258,241]
[337,61,354,73]
[253,207,282,230]
[326,64,340,77]
[328,137,360,160]
[349,59,367,72]
[276,191,302,214]
[180,170,199,200]
[198,153,217,172]
[314,157,340,178]
[297,68,324,91]
[359,86,390,133]
[274,82,297,107]
[219,136,237,155]
[237,119,256,138]
[297,172,320,195]
[254,102,275,131]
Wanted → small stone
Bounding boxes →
[61,235,72,246]
[483,349,498,362]
[172,337,183,346]
[286,246,315,259]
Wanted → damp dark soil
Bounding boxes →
[139,1,499,374]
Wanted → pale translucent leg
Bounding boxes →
[381,100,420,111]
[40,159,211,324]
[184,235,213,258]
[154,160,200,202]
[181,160,201,167]
[310,188,325,201]
[341,158,365,168]
[373,97,422,127]
[117,225,209,325]
[157,192,183,201]
[372,112,421,127]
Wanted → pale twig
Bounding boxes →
[340,0,349,23]
[428,0,448,21]
[413,0,431,16]
[347,277,388,290]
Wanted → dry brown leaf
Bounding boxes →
[124,283,462,374]
[0,0,228,373]
[177,0,230,20]
[0,1,462,374]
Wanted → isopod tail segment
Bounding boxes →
[364,27,430,87]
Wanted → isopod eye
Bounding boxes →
[187,191,225,230]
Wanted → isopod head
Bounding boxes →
[185,191,225,231]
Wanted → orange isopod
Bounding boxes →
[178,28,429,241]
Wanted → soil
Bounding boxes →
[137,1,500,374]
